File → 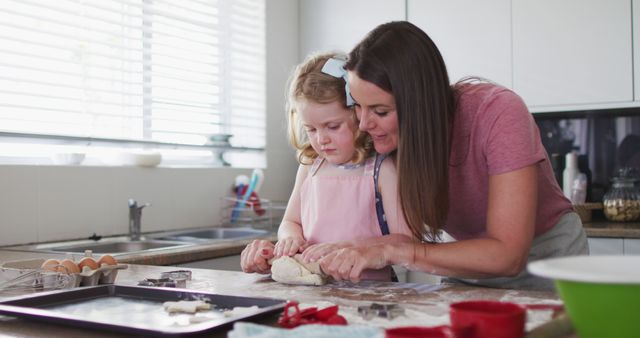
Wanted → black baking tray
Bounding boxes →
[0,284,287,336]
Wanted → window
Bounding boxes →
[0,0,266,167]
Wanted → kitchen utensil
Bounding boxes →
[357,303,405,320]
[385,301,562,338]
[449,300,526,338]
[0,269,73,294]
[528,255,640,338]
[385,326,462,338]
[278,301,347,328]
[0,284,286,336]
[161,270,193,281]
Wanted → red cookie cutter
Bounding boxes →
[278,301,347,328]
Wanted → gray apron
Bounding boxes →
[442,211,589,291]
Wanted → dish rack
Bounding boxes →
[220,197,286,230]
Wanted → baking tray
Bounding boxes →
[0,284,287,336]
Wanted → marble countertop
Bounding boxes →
[582,221,640,238]
[0,264,565,337]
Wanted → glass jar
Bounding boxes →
[602,169,640,222]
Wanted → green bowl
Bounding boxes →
[529,256,640,338]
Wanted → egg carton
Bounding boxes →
[1,258,128,289]
[76,263,128,286]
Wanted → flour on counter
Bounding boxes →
[224,305,259,317]
[163,300,211,313]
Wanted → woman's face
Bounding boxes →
[298,99,358,165]
[348,72,399,154]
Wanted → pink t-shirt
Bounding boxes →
[444,83,572,240]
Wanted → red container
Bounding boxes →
[449,300,526,338]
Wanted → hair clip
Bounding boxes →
[321,58,355,107]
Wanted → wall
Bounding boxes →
[0,0,300,246]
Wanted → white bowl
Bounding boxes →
[52,153,85,165]
[118,151,162,167]
[528,255,640,284]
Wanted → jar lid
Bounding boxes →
[611,167,639,182]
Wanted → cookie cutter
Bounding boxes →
[160,270,192,281]
[137,277,186,288]
[357,303,405,320]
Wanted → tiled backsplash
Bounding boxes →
[535,109,640,202]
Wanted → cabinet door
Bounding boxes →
[299,0,405,57]
[588,238,624,255]
[408,0,512,87]
[634,0,640,101]
[624,238,640,255]
[513,0,633,109]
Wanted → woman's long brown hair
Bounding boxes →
[345,21,455,241]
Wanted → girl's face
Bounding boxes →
[348,72,399,154]
[298,99,358,165]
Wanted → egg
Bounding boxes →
[57,259,80,274]
[41,259,60,272]
[98,254,118,266]
[78,257,99,271]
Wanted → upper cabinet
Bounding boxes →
[299,0,405,58]
[299,0,638,112]
[512,0,633,110]
[408,0,512,88]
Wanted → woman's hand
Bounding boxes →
[300,242,352,263]
[240,239,275,274]
[273,236,307,257]
[318,244,388,283]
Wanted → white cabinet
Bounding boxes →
[512,0,633,109]
[299,0,405,58]
[634,0,640,101]
[624,238,640,255]
[588,238,624,255]
[177,255,242,271]
[407,0,512,87]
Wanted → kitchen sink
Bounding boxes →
[4,237,194,255]
[44,240,193,254]
[151,227,270,242]
[2,227,272,256]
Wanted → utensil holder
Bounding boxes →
[220,196,274,230]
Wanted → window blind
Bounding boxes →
[0,0,266,167]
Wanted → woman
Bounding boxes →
[306,21,588,290]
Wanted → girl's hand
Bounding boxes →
[240,239,275,274]
[318,245,388,283]
[301,242,351,263]
[274,236,307,257]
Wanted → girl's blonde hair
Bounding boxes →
[286,52,372,165]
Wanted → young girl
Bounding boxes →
[240,52,413,281]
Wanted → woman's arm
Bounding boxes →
[319,164,538,282]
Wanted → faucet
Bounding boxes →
[128,199,151,241]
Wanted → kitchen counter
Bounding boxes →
[0,264,566,337]
[583,221,640,238]
[1,219,637,270]
[0,234,278,267]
